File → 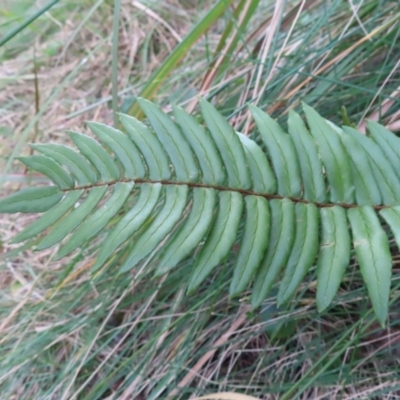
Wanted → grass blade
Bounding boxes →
[111,0,122,126]
[0,0,60,47]
[125,0,234,118]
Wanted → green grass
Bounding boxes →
[1,0,400,398]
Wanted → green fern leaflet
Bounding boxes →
[2,98,399,327]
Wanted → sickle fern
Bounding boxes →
[2,97,399,327]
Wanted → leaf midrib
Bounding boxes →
[58,178,393,210]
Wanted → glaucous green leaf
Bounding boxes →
[249,105,301,198]
[56,182,134,258]
[348,206,392,327]
[316,206,350,312]
[230,195,270,296]
[251,198,295,308]
[18,155,74,189]
[11,190,84,243]
[188,191,244,293]
[88,121,146,179]
[155,187,217,275]
[36,186,108,250]
[119,184,189,272]
[5,99,400,324]
[200,98,252,190]
[288,110,325,202]
[303,103,354,204]
[0,186,62,213]
[69,131,120,182]
[173,105,226,186]
[93,183,162,272]
[30,143,97,185]
[119,113,171,180]
[237,132,276,194]
[277,202,319,305]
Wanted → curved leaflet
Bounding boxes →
[200,98,251,190]
[56,182,134,258]
[230,195,270,296]
[368,120,400,180]
[348,206,392,327]
[156,188,217,275]
[36,185,108,250]
[303,104,354,204]
[119,113,171,180]
[288,110,325,202]
[316,206,350,311]
[339,131,381,206]
[0,186,62,213]
[93,183,162,271]
[380,206,400,251]
[88,121,146,179]
[249,105,301,198]
[11,190,84,243]
[251,198,295,308]
[18,155,74,189]
[277,203,319,305]
[138,98,198,182]
[343,126,400,205]
[69,131,120,182]
[188,191,244,293]
[30,143,97,185]
[173,105,225,186]
[119,184,189,272]
[237,132,276,194]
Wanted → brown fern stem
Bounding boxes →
[61,178,391,210]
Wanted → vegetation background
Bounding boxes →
[1,0,400,398]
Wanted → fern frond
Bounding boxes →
[3,98,400,327]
